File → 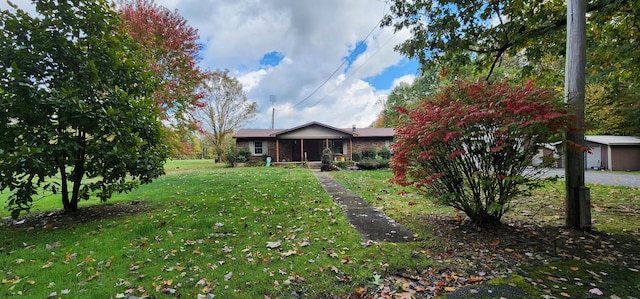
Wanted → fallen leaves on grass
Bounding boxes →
[266,240,281,248]
[589,288,603,295]
[3,201,151,228]
[363,214,640,298]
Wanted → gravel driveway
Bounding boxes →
[539,168,640,188]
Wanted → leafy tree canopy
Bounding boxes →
[118,0,209,136]
[197,69,258,160]
[0,0,168,216]
[383,0,627,79]
[383,0,639,135]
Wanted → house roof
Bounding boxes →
[586,135,640,145]
[272,121,355,137]
[233,129,280,138]
[233,121,395,139]
[350,127,396,137]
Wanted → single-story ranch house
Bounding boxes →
[233,121,395,162]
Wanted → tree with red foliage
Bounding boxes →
[118,0,208,132]
[391,80,570,227]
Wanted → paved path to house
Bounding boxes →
[313,171,530,298]
[312,170,414,242]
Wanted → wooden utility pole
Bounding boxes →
[564,0,590,230]
[270,95,276,129]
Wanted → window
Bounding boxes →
[331,140,343,154]
[254,141,263,155]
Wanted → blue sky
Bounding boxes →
[344,40,368,73]
[259,51,286,68]
[364,58,420,90]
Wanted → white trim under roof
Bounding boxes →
[585,135,640,145]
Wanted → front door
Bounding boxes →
[304,139,323,161]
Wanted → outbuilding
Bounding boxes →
[584,135,640,171]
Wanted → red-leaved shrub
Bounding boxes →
[391,80,570,226]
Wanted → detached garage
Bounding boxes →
[585,135,640,171]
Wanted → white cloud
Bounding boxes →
[9,0,417,129]
[391,74,417,89]
[155,0,415,129]
[237,69,268,92]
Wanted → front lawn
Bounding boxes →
[2,163,638,298]
[0,162,431,298]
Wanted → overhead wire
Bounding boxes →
[291,3,389,108]
[309,33,397,107]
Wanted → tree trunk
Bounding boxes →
[468,211,503,228]
[564,0,589,230]
[60,163,72,211]
[67,134,86,212]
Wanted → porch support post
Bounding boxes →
[276,139,280,162]
[349,139,353,160]
[300,139,304,162]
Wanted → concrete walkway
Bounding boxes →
[312,170,414,242]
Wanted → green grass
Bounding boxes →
[484,260,640,298]
[1,162,432,298]
[330,169,640,236]
[0,159,224,217]
[329,169,456,236]
[508,180,640,236]
[2,164,638,298]
[330,169,640,298]
[519,260,640,297]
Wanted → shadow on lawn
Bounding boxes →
[1,201,152,229]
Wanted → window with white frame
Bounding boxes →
[252,141,266,155]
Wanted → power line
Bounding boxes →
[309,33,397,107]
[292,9,387,108]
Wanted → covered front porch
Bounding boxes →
[274,138,352,162]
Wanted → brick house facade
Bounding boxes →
[233,122,395,162]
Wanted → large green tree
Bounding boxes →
[585,0,640,135]
[383,0,626,78]
[0,0,168,216]
[383,0,639,134]
[585,82,640,135]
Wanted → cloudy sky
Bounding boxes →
[9,0,420,130]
